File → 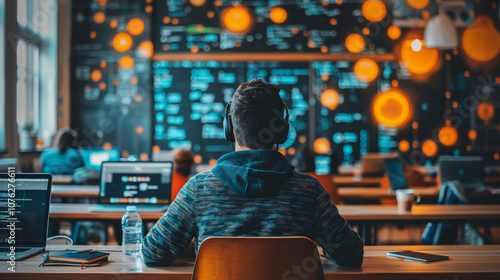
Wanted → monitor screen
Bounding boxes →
[439,156,484,188]
[0,176,50,247]
[385,159,408,191]
[99,162,173,204]
[80,148,120,170]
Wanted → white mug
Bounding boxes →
[395,189,421,213]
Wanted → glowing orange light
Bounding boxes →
[477,102,494,124]
[163,17,171,24]
[468,129,477,141]
[345,33,365,53]
[135,95,143,102]
[299,135,307,144]
[113,79,120,86]
[118,55,135,69]
[330,18,337,25]
[412,122,419,129]
[307,41,315,48]
[136,126,144,134]
[112,32,133,52]
[422,140,438,157]
[495,153,500,160]
[362,27,370,35]
[320,89,340,110]
[191,45,200,53]
[138,41,154,58]
[190,0,206,6]
[140,153,148,161]
[90,31,97,39]
[91,70,102,82]
[354,58,379,83]
[94,12,106,24]
[109,19,118,28]
[462,16,500,62]
[221,5,253,33]
[103,142,112,150]
[399,140,410,152]
[314,138,331,154]
[145,5,153,13]
[412,140,419,149]
[391,80,399,87]
[152,145,161,154]
[464,70,470,77]
[270,7,287,24]
[122,151,129,158]
[401,39,439,75]
[362,1,387,22]
[406,0,429,9]
[321,74,329,81]
[452,101,458,108]
[320,46,328,53]
[130,77,138,85]
[207,11,215,18]
[209,159,217,166]
[194,155,202,164]
[445,91,452,99]
[99,82,106,90]
[291,27,299,34]
[127,18,145,36]
[100,60,107,68]
[288,147,296,156]
[372,89,412,128]
[438,127,458,146]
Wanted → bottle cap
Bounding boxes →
[126,206,137,212]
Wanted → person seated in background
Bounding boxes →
[40,128,84,174]
[292,146,342,205]
[170,148,194,202]
[143,79,363,267]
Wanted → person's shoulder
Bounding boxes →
[288,171,322,186]
[41,147,58,157]
[188,170,218,183]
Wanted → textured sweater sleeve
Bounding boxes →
[312,182,364,267]
[142,180,195,266]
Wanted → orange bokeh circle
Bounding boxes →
[372,89,412,128]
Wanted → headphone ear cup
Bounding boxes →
[275,102,290,144]
[224,104,235,143]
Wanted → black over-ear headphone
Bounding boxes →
[223,99,290,145]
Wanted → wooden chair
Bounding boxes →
[192,236,325,280]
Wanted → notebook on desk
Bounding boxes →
[0,173,52,261]
[90,161,173,212]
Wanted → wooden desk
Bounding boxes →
[3,245,500,279]
[51,185,99,198]
[338,187,440,200]
[52,175,73,184]
[49,204,500,222]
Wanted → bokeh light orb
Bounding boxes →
[221,5,253,33]
[372,89,412,128]
[354,58,379,83]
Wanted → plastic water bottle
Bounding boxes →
[122,206,143,255]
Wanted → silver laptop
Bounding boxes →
[90,161,173,212]
[439,156,485,190]
[359,153,398,176]
[0,173,52,260]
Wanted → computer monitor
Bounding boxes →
[80,148,120,170]
[99,161,173,205]
[384,158,409,191]
[359,153,398,176]
[0,173,52,260]
[0,158,17,173]
[439,156,484,189]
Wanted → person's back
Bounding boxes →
[40,129,84,175]
[41,147,84,174]
[143,79,363,267]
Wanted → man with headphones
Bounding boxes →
[143,79,364,268]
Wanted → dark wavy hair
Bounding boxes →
[230,79,286,149]
[53,129,79,154]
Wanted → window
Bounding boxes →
[12,0,57,149]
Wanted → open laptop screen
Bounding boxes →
[99,162,173,205]
[439,156,484,189]
[80,148,120,170]
[384,158,408,191]
[0,174,51,248]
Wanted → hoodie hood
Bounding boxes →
[212,149,295,197]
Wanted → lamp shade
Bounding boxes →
[424,14,458,49]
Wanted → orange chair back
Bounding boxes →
[192,236,325,280]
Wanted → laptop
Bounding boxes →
[384,158,409,192]
[80,147,120,170]
[90,161,173,212]
[359,153,398,176]
[0,173,52,260]
[439,156,485,190]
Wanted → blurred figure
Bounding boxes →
[40,128,84,174]
[292,146,342,205]
[171,148,194,202]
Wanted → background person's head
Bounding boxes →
[292,146,316,173]
[53,128,79,154]
[230,79,287,150]
[173,148,194,176]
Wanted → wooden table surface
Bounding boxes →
[2,245,499,280]
[48,203,500,222]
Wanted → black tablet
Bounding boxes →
[387,251,449,262]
